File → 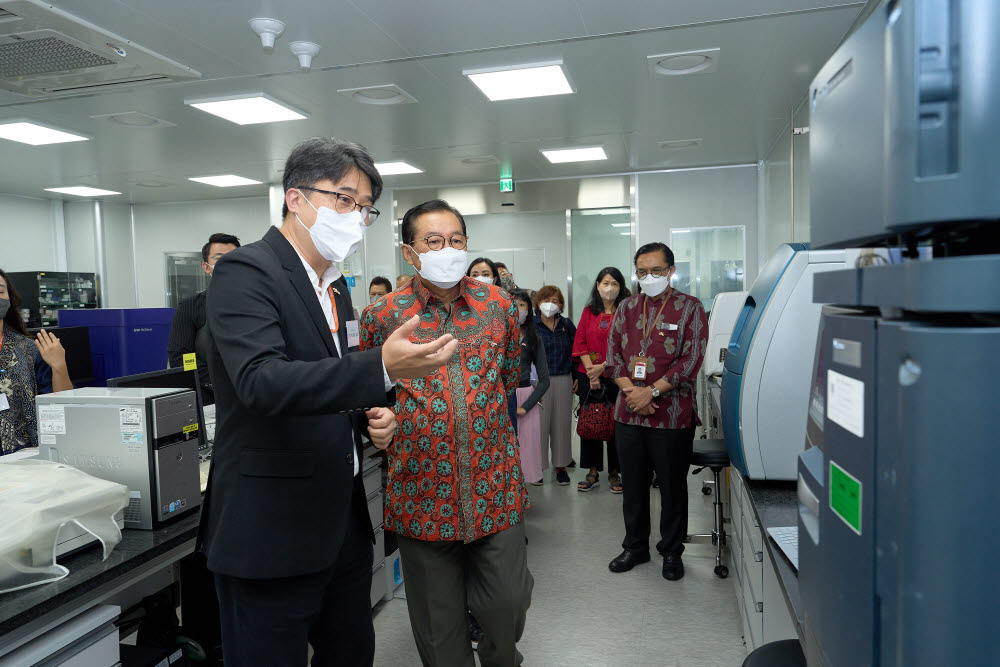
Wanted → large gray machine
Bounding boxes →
[798,1,1000,665]
[36,388,202,530]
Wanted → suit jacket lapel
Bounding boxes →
[331,276,352,353]
[263,227,338,358]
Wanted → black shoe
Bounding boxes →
[568,459,577,468]
[662,553,685,581]
[609,550,651,573]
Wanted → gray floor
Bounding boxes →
[372,436,748,667]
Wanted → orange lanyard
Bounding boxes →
[326,284,340,334]
[641,290,672,342]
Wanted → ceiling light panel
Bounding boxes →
[45,186,120,196]
[375,161,422,176]
[464,62,572,101]
[189,175,262,187]
[0,121,88,145]
[540,146,607,164]
[185,94,307,125]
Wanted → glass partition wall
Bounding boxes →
[668,226,746,311]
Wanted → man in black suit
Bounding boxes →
[202,137,458,667]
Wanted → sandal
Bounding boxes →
[609,474,623,494]
[577,472,600,492]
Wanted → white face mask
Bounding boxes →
[472,275,494,284]
[410,246,468,288]
[539,302,560,318]
[639,273,671,298]
[517,308,529,325]
[295,190,367,263]
[598,284,619,302]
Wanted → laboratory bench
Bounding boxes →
[0,447,398,665]
[708,379,804,652]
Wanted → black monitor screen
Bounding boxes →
[108,367,206,447]
[29,326,95,386]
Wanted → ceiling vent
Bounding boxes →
[658,138,703,150]
[337,84,417,106]
[90,110,176,128]
[647,48,721,77]
[0,1,199,97]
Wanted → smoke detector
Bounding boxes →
[337,84,417,105]
[289,41,319,71]
[647,48,721,77]
[249,18,285,52]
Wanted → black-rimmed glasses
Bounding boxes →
[297,186,380,225]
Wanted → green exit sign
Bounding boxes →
[499,178,515,193]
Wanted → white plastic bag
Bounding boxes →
[0,459,129,595]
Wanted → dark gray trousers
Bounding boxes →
[397,522,533,667]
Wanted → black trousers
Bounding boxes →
[213,498,375,667]
[616,421,695,556]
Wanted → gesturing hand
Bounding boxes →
[366,407,397,450]
[382,316,458,382]
[34,329,67,372]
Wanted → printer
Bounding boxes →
[36,388,202,529]
[720,244,845,480]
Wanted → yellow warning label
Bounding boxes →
[182,353,197,372]
[182,424,199,434]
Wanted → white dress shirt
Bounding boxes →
[295,254,392,476]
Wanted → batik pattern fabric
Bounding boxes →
[359,276,529,543]
[605,290,708,430]
[0,329,49,454]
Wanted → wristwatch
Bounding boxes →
[650,386,661,398]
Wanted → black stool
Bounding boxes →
[686,438,730,578]
[742,639,805,666]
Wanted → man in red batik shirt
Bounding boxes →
[605,242,708,582]
[360,199,533,667]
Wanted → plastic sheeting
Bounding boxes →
[0,459,129,595]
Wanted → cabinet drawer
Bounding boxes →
[373,526,385,565]
[370,562,387,607]
[741,517,763,603]
[362,464,382,496]
[742,509,762,556]
[741,558,763,651]
[367,490,383,531]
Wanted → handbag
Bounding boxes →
[576,385,615,441]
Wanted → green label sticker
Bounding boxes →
[830,461,862,535]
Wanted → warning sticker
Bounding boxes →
[120,407,143,434]
[40,434,57,445]
[827,370,865,438]
[182,424,199,435]
[39,405,66,434]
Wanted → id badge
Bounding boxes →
[631,356,647,381]
[0,392,8,411]
[346,320,361,348]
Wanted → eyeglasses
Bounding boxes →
[635,267,672,279]
[416,234,469,251]
[297,186,380,225]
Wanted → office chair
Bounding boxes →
[685,438,730,578]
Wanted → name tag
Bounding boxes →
[658,323,679,331]
[0,393,8,411]
[346,320,361,348]
[631,356,648,381]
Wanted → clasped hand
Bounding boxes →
[622,385,658,416]
[366,407,396,450]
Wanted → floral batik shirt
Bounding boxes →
[605,289,708,430]
[359,276,530,543]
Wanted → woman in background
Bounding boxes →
[0,269,73,455]
[466,257,500,286]
[572,267,630,493]
[512,289,549,486]
[533,286,576,485]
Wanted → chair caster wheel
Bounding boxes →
[702,486,713,495]
[714,565,729,578]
